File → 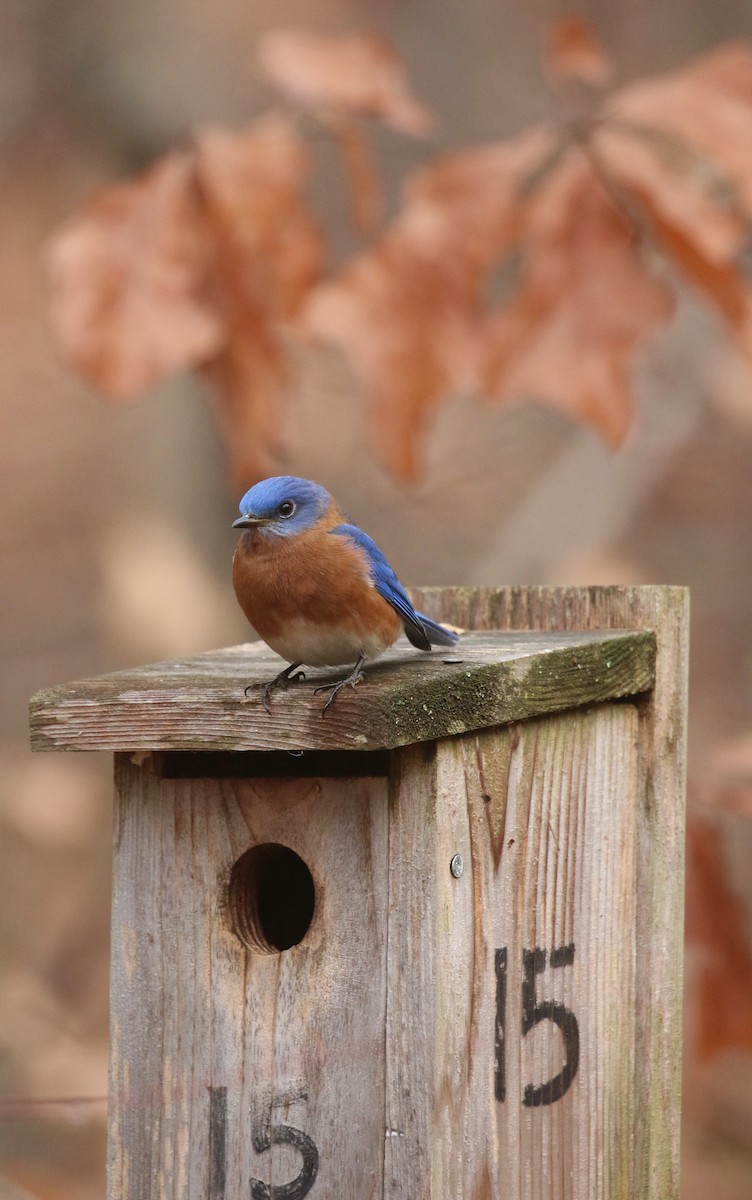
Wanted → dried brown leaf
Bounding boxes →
[258,29,433,136]
[545,18,614,87]
[194,116,322,319]
[650,214,752,359]
[47,152,224,397]
[305,244,474,481]
[403,128,554,268]
[480,153,676,446]
[202,335,288,486]
[686,815,752,1058]
[194,117,324,484]
[703,732,752,786]
[332,120,383,236]
[593,121,747,264]
[609,42,752,219]
[598,45,752,359]
[304,130,551,479]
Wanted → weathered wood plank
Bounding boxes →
[108,755,389,1200]
[29,629,655,753]
[384,704,640,1199]
[409,585,688,1200]
[49,585,685,1200]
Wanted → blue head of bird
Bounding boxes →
[233,476,331,539]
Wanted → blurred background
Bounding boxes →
[3,0,752,1196]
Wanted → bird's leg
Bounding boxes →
[313,653,367,716]
[245,662,306,714]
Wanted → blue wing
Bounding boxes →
[330,524,432,650]
[330,524,460,651]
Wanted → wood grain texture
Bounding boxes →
[85,587,686,1199]
[29,629,655,753]
[409,585,688,1200]
[109,755,389,1200]
[385,705,640,1199]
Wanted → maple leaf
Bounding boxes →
[545,17,614,87]
[480,152,676,446]
[258,29,433,135]
[47,152,224,397]
[304,130,551,480]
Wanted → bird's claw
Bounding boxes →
[314,663,365,716]
[245,657,366,717]
[244,665,306,714]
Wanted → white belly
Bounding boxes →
[265,619,396,667]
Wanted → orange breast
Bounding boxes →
[232,515,402,653]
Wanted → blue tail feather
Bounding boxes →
[413,611,460,649]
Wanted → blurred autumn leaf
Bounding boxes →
[686,814,752,1058]
[193,116,323,482]
[47,23,752,484]
[48,152,223,397]
[329,121,384,237]
[259,28,434,239]
[479,153,676,447]
[257,29,434,135]
[304,129,552,479]
[49,116,323,484]
[545,17,615,86]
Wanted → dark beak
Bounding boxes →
[232,514,267,529]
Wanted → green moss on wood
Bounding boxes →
[29,629,656,754]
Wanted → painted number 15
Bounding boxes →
[495,943,580,1107]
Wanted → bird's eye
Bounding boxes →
[278,500,296,518]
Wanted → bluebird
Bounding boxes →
[232,476,459,713]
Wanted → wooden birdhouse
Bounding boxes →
[29,585,688,1200]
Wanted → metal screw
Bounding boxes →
[450,853,464,879]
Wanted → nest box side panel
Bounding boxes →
[384,703,641,1200]
[108,756,388,1200]
[411,583,688,1200]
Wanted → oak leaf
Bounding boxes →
[480,153,676,446]
[47,152,223,397]
[609,42,752,218]
[305,130,551,479]
[48,27,752,485]
[48,117,323,486]
[305,236,475,482]
[592,121,747,264]
[597,43,752,361]
[194,117,324,483]
[402,128,553,269]
[258,29,433,135]
[195,117,321,320]
[647,215,752,359]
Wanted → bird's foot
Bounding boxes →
[245,663,306,714]
[313,654,367,716]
